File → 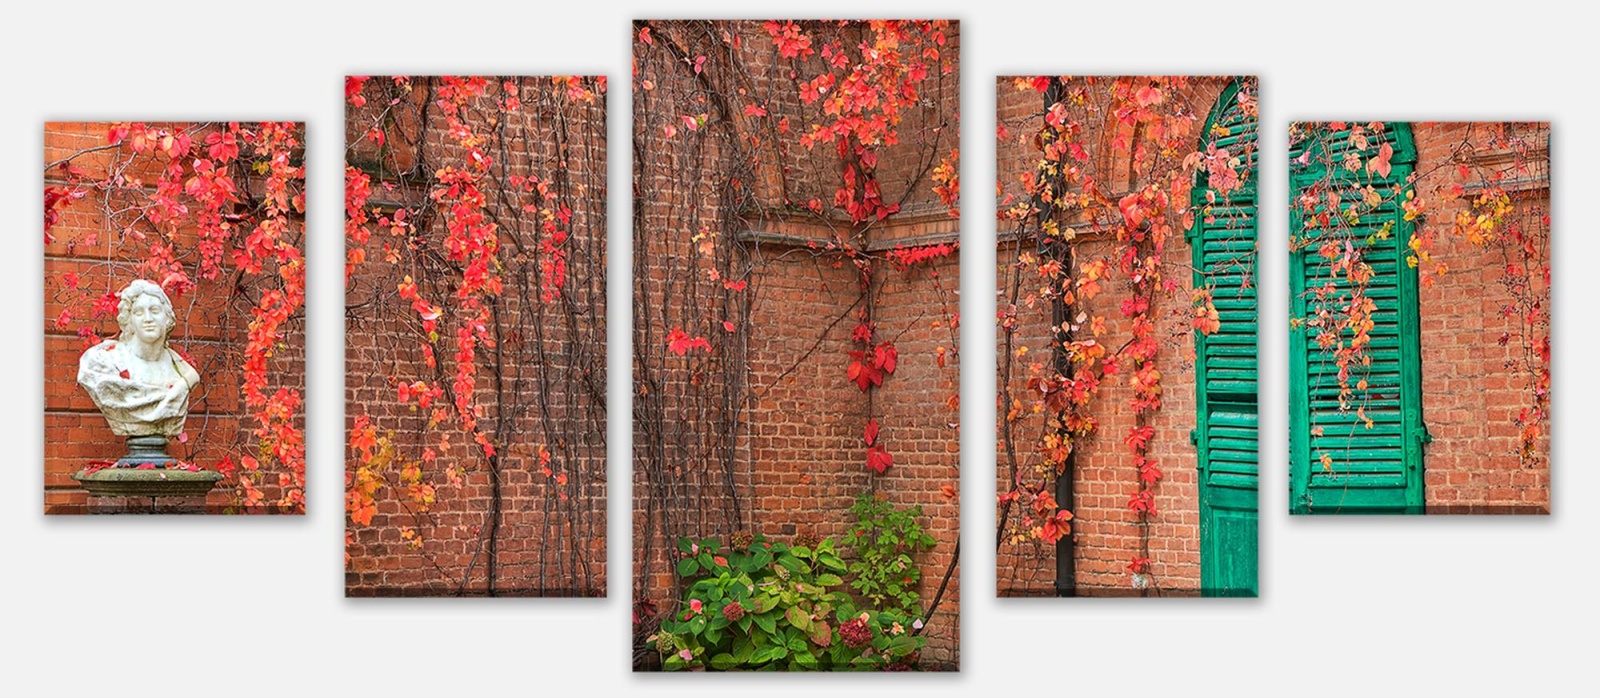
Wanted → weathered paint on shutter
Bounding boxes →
[1189,79,1258,596]
[1288,122,1426,514]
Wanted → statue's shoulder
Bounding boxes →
[77,340,125,388]
[79,339,124,368]
[165,346,194,367]
[167,347,201,386]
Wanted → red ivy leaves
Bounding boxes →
[847,351,882,390]
[106,122,191,159]
[851,320,873,343]
[1039,509,1074,544]
[1017,490,1073,544]
[666,328,711,356]
[1367,141,1394,179]
[239,122,308,513]
[851,334,901,475]
[43,184,87,244]
[397,380,443,409]
[865,444,893,474]
[205,130,240,162]
[1134,84,1163,108]
[344,167,372,281]
[846,341,897,391]
[764,20,814,59]
[877,341,898,374]
[345,76,369,107]
[1136,455,1163,486]
[1127,489,1156,515]
[886,242,956,270]
[92,291,119,318]
[1118,295,1149,318]
[539,205,570,302]
[783,21,948,224]
[1123,424,1155,452]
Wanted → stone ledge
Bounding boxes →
[72,467,223,499]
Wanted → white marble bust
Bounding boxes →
[77,280,201,437]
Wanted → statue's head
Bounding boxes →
[116,279,177,346]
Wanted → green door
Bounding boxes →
[1190,80,1258,596]
[1288,122,1426,514]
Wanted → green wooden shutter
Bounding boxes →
[1288,122,1426,514]
[1189,80,1258,596]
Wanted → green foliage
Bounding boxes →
[841,494,937,617]
[652,534,924,671]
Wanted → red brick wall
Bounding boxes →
[44,121,305,515]
[741,249,865,544]
[995,78,1237,596]
[343,78,608,596]
[632,20,754,611]
[1411,122,1551,513]
[633,20,962,667]
[865,236,961,654]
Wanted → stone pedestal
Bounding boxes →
[113,435,177,468]
[72,436,222,514]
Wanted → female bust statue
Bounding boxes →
[77,280,201,437]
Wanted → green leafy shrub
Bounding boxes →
[651,534,924,671]
[842,494,938,617]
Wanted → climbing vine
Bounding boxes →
[1290,121,1549,471]
[633,20,960,668]
[344,76,607,595]
[45,121,306,513]
[997,77,1253,593]
[1408,123,1549,466]
[1290,122,1410,435]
